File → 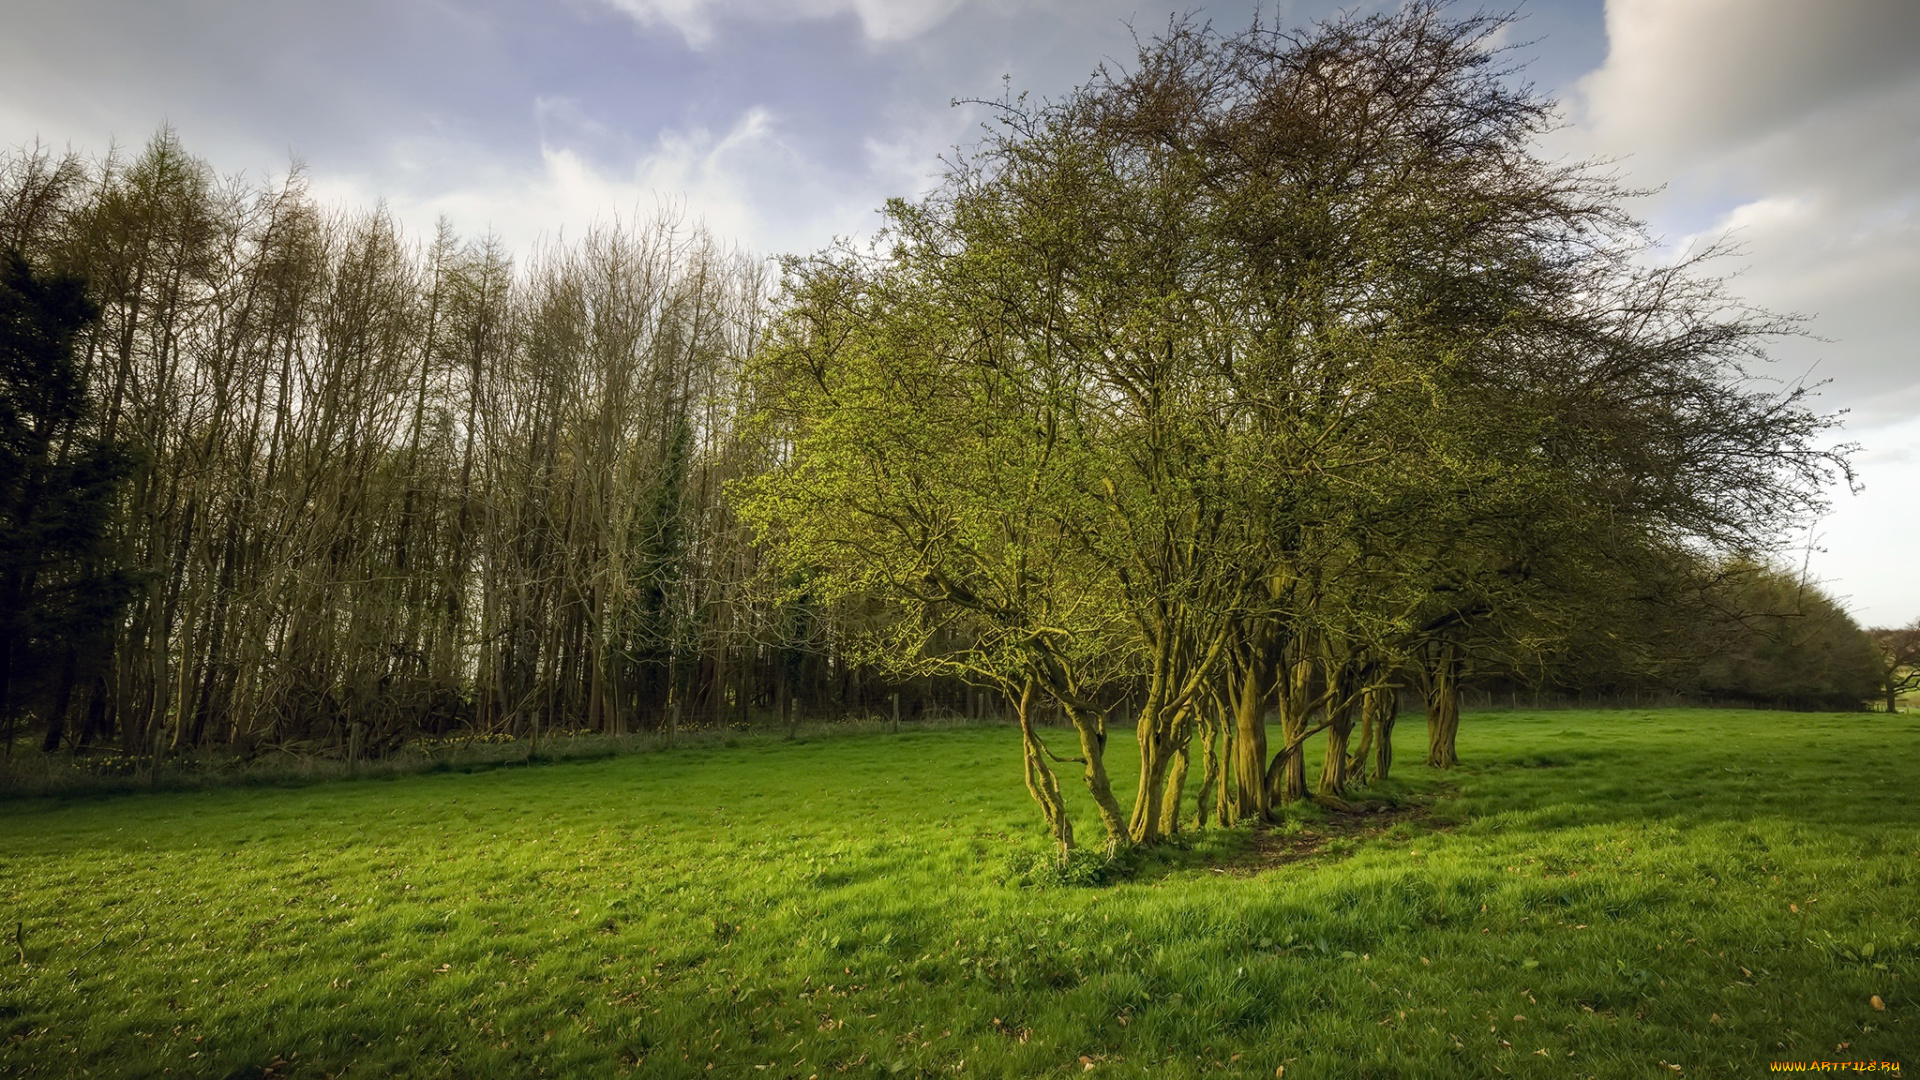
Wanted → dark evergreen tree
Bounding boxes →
[0,249,132,751]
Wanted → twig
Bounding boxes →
[1033,732,1086,765]
[75,929,110,960]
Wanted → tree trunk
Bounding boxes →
[1158,737,1190,837]
[1425,642,1461,769]
[1017,680,1073,855]
[1313,657,1359,799]
[1230,640,1271,822]
[1269,649,1313,805]
[1348,691,1375,786]
[1317,726,1349,798]
[1216,715,1233,826]
[774,660,790,736]
[1128,705,1174,844]
[1372,687,1396,781]
[1193,710,1220,829]
[1061,700,1128,848]
[38,645,80,753]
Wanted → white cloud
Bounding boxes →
[1811,415,1920,627]
[597,0,966,48]
[1568,0,1920,622]
[1576,0,1920,156]
[307,103,902,263]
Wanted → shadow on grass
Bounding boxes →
[1084,709,1919,891]
[1045,780,1457,889]
[0,715,1020,802]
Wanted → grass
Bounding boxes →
[0,715,981,800]
[1,709,1914,1078]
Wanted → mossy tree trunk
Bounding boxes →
[1269,641,1316,805]
[1128,630,1175,845]
[1128,707,1173,845]
[1215,711,1234,826]
[1316,657,1360,800]
[1348,689,1375,785]
[1128,621,1227,845]
[1230,631,1273,822]
[1369,684,1397,781]
[1063,698,1128,848]
[1425,639,1461,769]
[1158,736,1190,837]
[1016,679,1073,854]
[1192,705,1221,829]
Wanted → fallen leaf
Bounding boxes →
[1871,995,1886,1011]
[1790,904,1799,914]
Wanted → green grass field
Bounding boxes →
[3,709,1915,1078]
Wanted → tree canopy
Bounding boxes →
[742,4,1852,848]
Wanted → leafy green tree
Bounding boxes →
[1690,564,1880,710]
[1866,621,1920,714]
[741,242,1139,846]
[746,2,1851,847]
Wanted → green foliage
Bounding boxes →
[3,710,1916,1077]
[1007,846,1128,889]
[0,248,131,742]
[1688,563,1881,709]
[1867,621,1920,712]
[742,5,1854,844]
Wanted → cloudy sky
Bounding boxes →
[3,0,1915,624]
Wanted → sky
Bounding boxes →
[2,0,1915,625]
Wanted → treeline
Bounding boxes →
[0,132,982,763]
[0,5,1885,803]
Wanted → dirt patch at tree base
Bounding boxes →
[1212,791,1457,876]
